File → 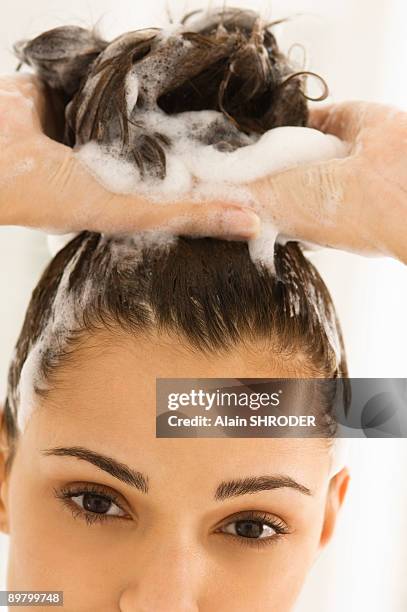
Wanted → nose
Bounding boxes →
[119,542,201,612]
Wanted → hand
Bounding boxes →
[250,101,407,264]
[0,74,260,240]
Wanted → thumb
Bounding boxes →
[254,155,376,253]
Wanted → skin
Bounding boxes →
[0,330,349,612]
[1,74,406,262]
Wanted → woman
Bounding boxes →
[0,7,355,610]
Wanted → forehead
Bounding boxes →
[36,328,317,413]
[21,330,330,488]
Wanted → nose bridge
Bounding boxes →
[119,534,203,611]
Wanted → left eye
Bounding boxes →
[71,493,125,517]
[221,520,277,539]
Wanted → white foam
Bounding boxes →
[125,70,139,116]
[75,111,348,203]
[17,239,89,432]
[17,341,44,432]
[248,221,279,273]
[72,111,349,271]
[77,141,141,193]
[182,126,348,183]
[158,152,193,195]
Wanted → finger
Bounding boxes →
[23,140,261,239]
[104,196,262,240]
[309,100,400,142]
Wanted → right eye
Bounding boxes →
[54,483,132,525]
[70,492,126,517]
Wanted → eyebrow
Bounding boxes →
[214,475,312,501]
[41,446,149,493]
[41,447,311,500]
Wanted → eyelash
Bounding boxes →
[54,483,131,526]
[215,511,290,549]
[54,484,290,548]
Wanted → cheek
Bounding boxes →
[6,474,121,610]
[215,532,322,611]
[6,471,70,587]
[218,498,327,611]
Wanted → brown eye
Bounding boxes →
[82,493,112,514]
[222,519,277,540]
[236,520,266,538]
[71,493,125,517]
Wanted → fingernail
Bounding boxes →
[219,207,261,239]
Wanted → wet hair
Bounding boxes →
[4,7,347,447]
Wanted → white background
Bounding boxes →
[0,1,406,610]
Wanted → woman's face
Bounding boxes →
[0,330,348,612]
